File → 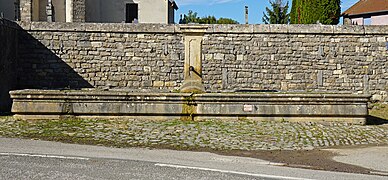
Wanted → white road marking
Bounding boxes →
[210,157,286,166]
[0,152,90,160]
[155,163,315,180]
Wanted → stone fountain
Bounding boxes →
[9,25,371,124]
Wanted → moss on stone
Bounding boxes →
[181,95,197,121]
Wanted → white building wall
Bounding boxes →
[38,0,47,21]
[86,0,136,23]
[52,0,66,22]
[85,0,100,22]
[85,0,169,23]
[65,0,72,22]
[371,14,388,25]
[0,0,16,20]
[138,0,167,24]
[348,14,388,26]
[101,0,134,23]
[351,17,364,25]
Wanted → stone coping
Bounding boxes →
[10,89,370,102]
[16,21,388,35]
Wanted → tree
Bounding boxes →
[290,0,340,25]
[182,10,200,24]
[179,10,239,24]
[262,0,290,24]
[198,16,217,24]
[318,0,341,24]
[216,18,239,24]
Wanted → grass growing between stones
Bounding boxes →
[0,114,388,151]
[0,104,386,150]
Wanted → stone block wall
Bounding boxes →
[0,19,19,113]
[202,25,388,101]
[72,0,86,22]
[16,22,388,102]
[19,0,32,22]
[17,23,184,90]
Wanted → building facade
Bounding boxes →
[1,0,177,23]
[342,0,388,25]
[85,0,178,24]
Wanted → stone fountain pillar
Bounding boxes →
[179,25,208,93]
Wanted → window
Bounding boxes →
[364,17,371,25]
[125,3,138,23]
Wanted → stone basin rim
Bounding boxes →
[9,89,371,98]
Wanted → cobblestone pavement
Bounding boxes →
[0,117,387,151]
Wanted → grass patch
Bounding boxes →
[370,103,388,120]
[0,116,11,120]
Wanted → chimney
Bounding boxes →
[245,6,248,24]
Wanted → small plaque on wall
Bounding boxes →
[243,105,254,112]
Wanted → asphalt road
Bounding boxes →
[0,138,386,180]
[0,155,271,180]
[328,146,388,173]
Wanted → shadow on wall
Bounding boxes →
[17,29,93,90]
[0,19,92,113]
[0,19,18,114]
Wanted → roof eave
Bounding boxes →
[342,10,388,17]
[169,0,178,10]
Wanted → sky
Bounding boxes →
[174,0,360,24]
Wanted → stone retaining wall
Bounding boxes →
[13,22,388,102]
[0,18,19,113]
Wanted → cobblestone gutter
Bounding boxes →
[0,117,387,151]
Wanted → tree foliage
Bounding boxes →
[262,0,290,24]
[216,18,239,24]
[180,10,200,24]
[199,16,217,24]
[179,10,239,24]
[290,0,341,25]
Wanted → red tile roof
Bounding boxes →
[343,0,388,16]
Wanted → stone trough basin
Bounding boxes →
[10,90,370,124]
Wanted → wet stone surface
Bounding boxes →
[0,117,387,151]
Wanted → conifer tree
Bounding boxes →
[290,0,340,25]
[318,0,341,24]
[262,0,290,24]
